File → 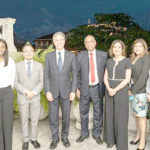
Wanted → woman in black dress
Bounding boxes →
[104,40,132,150]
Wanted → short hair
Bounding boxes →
[84,35,96,43]
[108,40,126,57]
[52,32,65,41]
[130,39,149,61]
[0,39,8,66]
[22,42,34,52]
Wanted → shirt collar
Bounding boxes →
[24,59,33,64]
[56,48,65,54]
[88,49,96,55]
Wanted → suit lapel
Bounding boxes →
[53,51,59,73]
[30,61,35,80]
[96,50,102,78]
[84,51,89,73]
[22,61,29,81]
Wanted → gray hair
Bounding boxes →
[52,31,66,41]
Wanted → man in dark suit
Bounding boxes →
[44,32,77,149]
[76,35,107,144]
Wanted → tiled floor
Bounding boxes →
[12,118,150,150]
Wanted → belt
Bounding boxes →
[89,84,99,88]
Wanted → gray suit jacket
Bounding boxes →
[15,60,43,105]
[77,50,107,97]
[44,50,77,99]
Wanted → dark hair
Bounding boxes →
[0,39,8,67]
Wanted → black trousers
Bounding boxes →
[0,86,14,150]
[80,85,103,138]
[49,93,71,141]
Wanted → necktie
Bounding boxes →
[58,52,62,72]
[27,62,31,78]
[90,53,95,83]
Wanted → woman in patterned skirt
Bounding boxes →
[129,39,150,150]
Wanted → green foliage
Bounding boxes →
[13,89,19,113]
[66,13,150,55]
[10,45,55,113]
[94,13,139,29]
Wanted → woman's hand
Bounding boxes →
[147,94,150,102]
[108,88,117,96]
[128,90,132,96]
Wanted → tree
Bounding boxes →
[66,13,150,54]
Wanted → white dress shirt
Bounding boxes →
[146,70,150,94]
[0,57,16,88]
[56,49,65,66]
[88,49,99,85]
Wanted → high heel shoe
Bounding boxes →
[137,142,146,150]
[130,139,140,145]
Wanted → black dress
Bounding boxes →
[104,58,132,150]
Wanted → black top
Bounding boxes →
[131,55,150,94]
[106,57,132,80]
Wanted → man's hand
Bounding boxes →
[70,92,75,101]
[147,94,150,102]
[76,89,80,99]
[46,92,54,102]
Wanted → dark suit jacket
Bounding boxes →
[44,50,77,99]
[77,50,107,97]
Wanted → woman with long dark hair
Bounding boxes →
[0,39,16,150]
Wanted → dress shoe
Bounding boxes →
[130,139,140,145]
[137,142,146,150]
[22,142,29,150]
[93,136,103,145]
[61,138,70,147]
[50,139,59,149]
[107,144,114,148]
[76,135,89,143]
[31,140,40,149]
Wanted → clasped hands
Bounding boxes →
[108,88,117,96]
[25,90,35,99]
[46,92,75,102]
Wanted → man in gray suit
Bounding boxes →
[76,35,107,144]
[44,32,77,149]
[15,43,43,150]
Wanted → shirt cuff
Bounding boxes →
[32,90,37,95]
[23,89,27,95]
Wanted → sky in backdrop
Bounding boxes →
[0,0,150,41]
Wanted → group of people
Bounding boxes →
[0,31,150,150]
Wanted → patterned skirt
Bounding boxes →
[130,93,149,117]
